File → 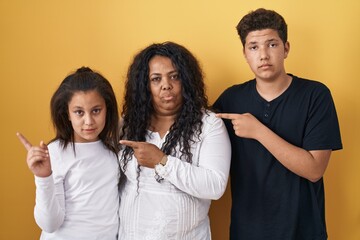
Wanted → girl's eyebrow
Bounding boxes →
[91,105,103,109]
[70,106,84,109]
[70,104,103,109]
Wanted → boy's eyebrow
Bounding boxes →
[266,38,279,42]
[247,41,258,45]
[247,38,279,45]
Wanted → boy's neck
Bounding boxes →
[255,73,292,102]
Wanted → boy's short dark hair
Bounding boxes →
[236,8,288,46]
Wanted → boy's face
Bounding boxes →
[243,28,289,82]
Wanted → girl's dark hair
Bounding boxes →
[120,41,209,172]
[50,66,120,154]
[236,8,288,46]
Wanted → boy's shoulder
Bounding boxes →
[221,79,255,95]
[291,75,330,93]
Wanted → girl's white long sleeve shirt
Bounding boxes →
[34,140,120,240]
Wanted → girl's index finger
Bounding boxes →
[16,132,33,151]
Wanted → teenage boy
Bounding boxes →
[214,8,342,240]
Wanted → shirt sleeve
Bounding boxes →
[303,84,343,151]
[155,114,231,200]
[34,171,65,232]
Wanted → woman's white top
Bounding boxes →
[34,140,120,240]
[119,112,231,240]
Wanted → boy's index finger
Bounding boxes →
[119,140,139,149]
[16,132,33,151]
[216,113,239,120]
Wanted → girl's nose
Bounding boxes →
[84,114,94,125]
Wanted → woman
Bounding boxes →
[119,42,231,239]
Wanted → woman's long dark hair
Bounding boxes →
[50,67,120,155]
[120,41,209,172]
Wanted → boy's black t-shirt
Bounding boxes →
[213,75,342,240]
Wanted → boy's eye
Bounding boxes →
[269,43,277,47]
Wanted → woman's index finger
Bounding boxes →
[119,140,139,149]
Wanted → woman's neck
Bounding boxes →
[149,114,176,139]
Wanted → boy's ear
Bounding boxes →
[284,41,290,59]
[242,47,247,62]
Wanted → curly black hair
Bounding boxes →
[236,8,288,46]
[120,41,209,173]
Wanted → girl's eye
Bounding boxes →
[249,46,257,50]
[93,108,101,114]
[74,110,84,116]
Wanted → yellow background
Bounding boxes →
[1,0,359,239]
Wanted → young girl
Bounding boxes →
[17,67,121,239]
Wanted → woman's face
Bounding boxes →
[148,55,183,117]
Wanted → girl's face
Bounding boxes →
[148,55,183,117]
[68,90,107,143]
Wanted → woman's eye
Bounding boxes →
[151,77,161,82]
[170,74,179,80]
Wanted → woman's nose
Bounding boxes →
[161,78,173,90]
